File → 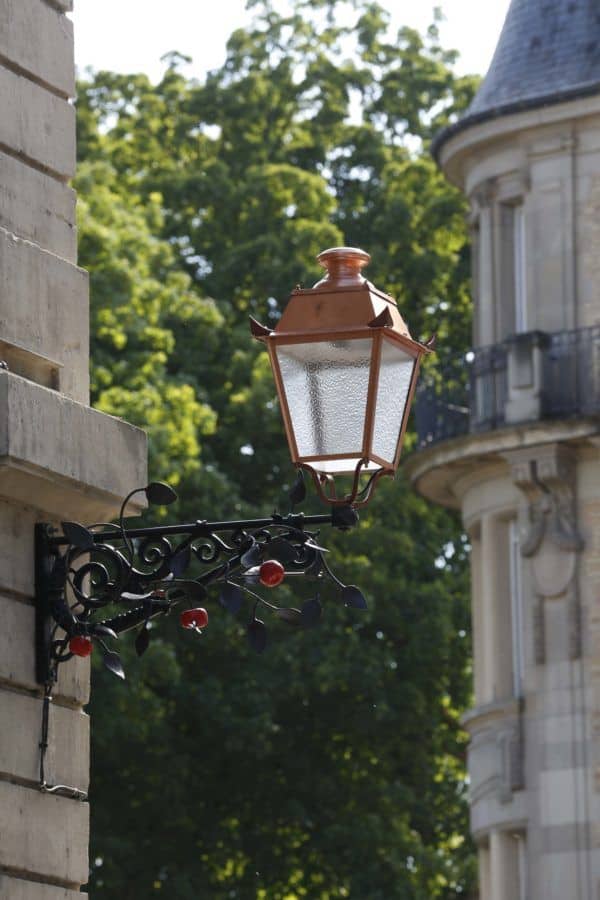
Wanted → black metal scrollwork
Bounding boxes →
[35,476,363,686]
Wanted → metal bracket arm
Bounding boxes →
[34,481,362,686]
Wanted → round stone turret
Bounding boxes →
[408,3,600,898]
[434,0,600,160]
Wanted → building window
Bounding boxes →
[515,832,528,900]
[498,201,528,339]
[471,217,481,346]
[470,525,487,705]
[513,204,527,333]
[478,204,495,346]
[478,844,491,899]
[509,520,525,698]
[488,830,528,899]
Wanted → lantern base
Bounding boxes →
[299,460,393,508]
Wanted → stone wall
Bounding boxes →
[0,2,147,895]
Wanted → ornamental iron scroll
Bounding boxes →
[35,475,365,689]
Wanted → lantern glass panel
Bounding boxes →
[371,339,416,465]
[276,338,373,464]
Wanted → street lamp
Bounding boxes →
[251,247,433,506]
[34,246,431,798]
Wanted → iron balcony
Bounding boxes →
[415,325,600,450]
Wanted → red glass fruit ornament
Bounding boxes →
[69,635,93,657]
[180,607,209,630]
[259,560,285,588]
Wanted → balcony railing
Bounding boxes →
[415,325,600,450]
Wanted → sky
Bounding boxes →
[71,0,512,83]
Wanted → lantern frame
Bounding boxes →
[251,247,434,507]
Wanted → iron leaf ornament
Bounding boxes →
[36,480,365,684]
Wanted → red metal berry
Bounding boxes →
[69,635,93,658]
[179,607,209,630]
[259,559,285,588]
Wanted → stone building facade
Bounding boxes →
[0,1,146,896]
[407,1,600,898]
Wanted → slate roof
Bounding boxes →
[433,0,600,158]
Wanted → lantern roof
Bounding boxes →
[274,247,412,341]
[251,247,431,353]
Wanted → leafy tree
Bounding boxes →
[77,2,479,896]
[77,159,223,487]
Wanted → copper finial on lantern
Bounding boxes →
[251,247,434,507]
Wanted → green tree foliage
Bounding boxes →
[76,2,479,896]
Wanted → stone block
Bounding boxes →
[0,780,88,886]
[542,660,577,692]
[536,684,584,717]
[504,331,549,424]
[0,595,89,705]
[0,371,148,522]
[539,768,587,826]
[0,499,36,596]
[539,851,580,900]
[0,65,75,179]
[0,876,85,899]
[469,783,527,838]
[465,702,523,803]
[0,150,76,259]
[0,227,88,402]
[0,0,75,98]
[543,711,585,745]
[467,733,500,799]
[0,688,89,791]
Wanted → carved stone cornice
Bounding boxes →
[462,698,524,805]
[461,697,522,734]
[505,445,583,659]
[470,178,496,213]
[404,416,598,513]
[505,444,584,560]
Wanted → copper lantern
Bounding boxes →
[251,247,433,507]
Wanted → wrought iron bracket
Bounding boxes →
[34,480,363,687]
